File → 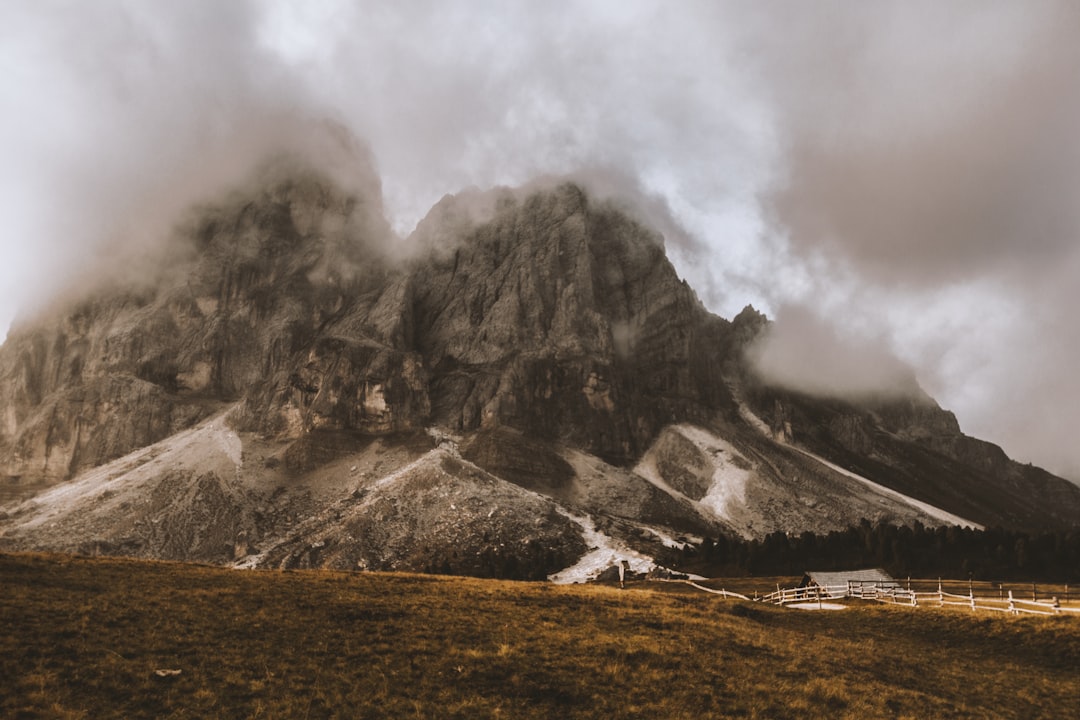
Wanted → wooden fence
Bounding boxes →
[683,581,751,600]
[758,583,850,606]
[757,579,1080,617]
[652,579,752,600]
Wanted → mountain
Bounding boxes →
[2,160,1078,579]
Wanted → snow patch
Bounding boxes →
[631,454,672,494]
[635,424,754,525]
[6,410,245,533]
[676,425,753,523]
[548,509,656,584]
[638,524,692,550]
[210,423,242,467]
[737,399,983,529]
[787,602,847,611]
[232,553,266,570]
[788,445,982,529]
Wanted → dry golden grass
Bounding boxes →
[2,553,1079,719]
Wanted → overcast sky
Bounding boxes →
[2,1,1079,480]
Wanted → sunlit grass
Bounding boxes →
[2,553,1078,718]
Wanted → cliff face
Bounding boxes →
[1,163,1078,578]
[737,372,1080,531]
[1,167,397,484]
[408,184,735,463]
[224,180,736,465]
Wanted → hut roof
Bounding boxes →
[801,568,896,588]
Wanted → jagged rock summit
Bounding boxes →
[2,160,1078,579]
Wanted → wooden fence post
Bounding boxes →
[938,578,943,607]
[1008,590,1016,615]
[969,585,976,612]
[1032,583,1037,602]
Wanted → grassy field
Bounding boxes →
[2,554,1079,719]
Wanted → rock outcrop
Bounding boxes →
[408,184,735,463]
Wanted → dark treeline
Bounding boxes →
[675,520,1080,582]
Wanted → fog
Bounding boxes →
[2,1,1078,479]
[748,306,920,401]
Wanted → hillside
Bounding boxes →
[2,553,1079,719]
[1,161,1079,578]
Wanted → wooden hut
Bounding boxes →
[799,568,897,598]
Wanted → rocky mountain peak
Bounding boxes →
[2,164,1078,578]
[403,180,734,463]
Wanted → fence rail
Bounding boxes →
[758,583,851,606]
[683,582,751,601]
[755,579,1080,617]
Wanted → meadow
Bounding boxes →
[2,553,1078,719]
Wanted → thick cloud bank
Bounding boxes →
[748,306,919,401]
[1,1,1078,480]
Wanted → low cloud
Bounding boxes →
[763,2,1080,286]
[748,1,1080,478]
[748,305,918,400]
[2,1,1079,480]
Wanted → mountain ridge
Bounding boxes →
[2,161,1077,578]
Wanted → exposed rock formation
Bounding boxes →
[737,380,1080,531]
[407,184,733,466]
[2,161,1078,578]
